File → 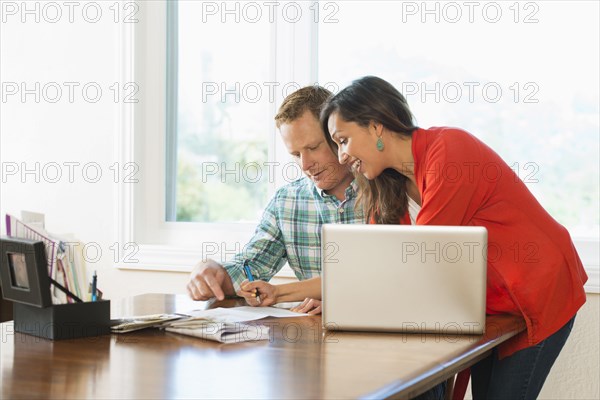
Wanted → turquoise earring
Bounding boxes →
[376,136,384,152]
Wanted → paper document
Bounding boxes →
[111,314,184,333]
[163,306,307,344]
[164,317,270,344]
[272,301,303,309]
[186,306,308,321]
[112,307,307,343]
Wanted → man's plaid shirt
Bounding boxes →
[224,177,364,290]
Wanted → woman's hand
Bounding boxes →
[237,280,279,307]
[290,298,322,315]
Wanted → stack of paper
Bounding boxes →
[165,317,270,344]
[110,306,307,343]
[162,306,308,344]
[111,314,184,333]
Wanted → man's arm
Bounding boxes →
[187,194,287,300]
[222,195,288,291]
[187,259,236,301]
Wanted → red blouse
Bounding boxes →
[408,127,587,357]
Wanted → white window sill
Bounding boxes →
[115,240,599,294]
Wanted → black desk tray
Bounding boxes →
[13,300,110,340]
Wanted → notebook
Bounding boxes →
[321,224,487,334]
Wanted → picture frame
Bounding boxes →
[0,236,52,308]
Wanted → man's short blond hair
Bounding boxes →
[274,85,332,128]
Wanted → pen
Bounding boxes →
[242,260,261,304]
[91,270,98,302]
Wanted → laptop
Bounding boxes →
[321,224,487,334]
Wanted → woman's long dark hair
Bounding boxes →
[321,76,418,224]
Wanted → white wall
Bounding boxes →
[0,2,189,299]
[0,3,597,399]
[539,294,599,399]
[464,294,600,400]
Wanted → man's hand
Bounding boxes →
[187,259,234,301]
[291,298,322,315]
[237,280,279,307]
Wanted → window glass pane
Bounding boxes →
[173,1,271,222]
[319,1,599,238]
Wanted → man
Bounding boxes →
[187,86,364,301]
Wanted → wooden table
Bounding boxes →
[0,293,525,399]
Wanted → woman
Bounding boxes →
[317,76,587,399]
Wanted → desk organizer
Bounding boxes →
[1,237,111,340]
[13,300,111,340]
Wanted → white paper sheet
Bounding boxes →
[186,306,308,322]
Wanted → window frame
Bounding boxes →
[114,0,318,274]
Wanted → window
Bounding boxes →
[318,1,599,239]
[166,1,273,223]
[117,0,316,271]
[118,1,597,291]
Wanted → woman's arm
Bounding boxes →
[274,277,322,302]
[237,277,322,306]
